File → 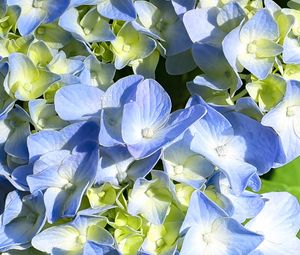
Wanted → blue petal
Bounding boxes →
[99,75,143,146]
[97,0,136,21]
[84,242,120,255]
[28,121,99,162]
[16,8,45,36]
[240,9,279,42]
[4,123,30,160]
[183,8,225,43]
[166,50,197,75]
[246,192,300,254]
[224,111,283,174]
[44,0,70,23]
[180,191,228,233]
[55,84,104,121]
[124,104,206,159]
[171,0,196,17]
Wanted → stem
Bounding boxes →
[231,89,248,102]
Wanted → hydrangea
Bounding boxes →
[0,0,300,254]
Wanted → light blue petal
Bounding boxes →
[166,50,197,75]
[125,105,206,159]
[28,121,99,162]
[283,34,300,64]
[60,121,100,149]
[219,179,265,223]
[132,79,172,128]
[10,164,33,190]
[164,19,192,56]
[0,191,46,252]
[27,166,66,193]
[32,222,82,253]
[4,123,30,160]
[222,24,244,72]
[192,43,241,91]
[163,130,214,189]
[33,150,70,174]
[55,84,104,121]
[246,192,300,254]
[1,190,23,225]
[70,0,99,7]
[44,187,67,223]
[238,53,274,80]
[97,0,136,21]
[27,130,65,162]
[44,0,70,23]
[180,191,227,233]
[240,9,279,42]
[84,242,120,255]
[127,150,161,181]
[171,0,195,17]
[70,140,99,183]
[261,80,300,165]
[99,75,143,146]
[121,102,143,145]
[224,111,283,174]
[183,8,225,43]
[16,8,45,36]
[216,2,245,33]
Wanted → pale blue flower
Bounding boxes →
[189,96,282,194]
[32,214,118,255]
[180,191,263,255]
[223,9,282,79]
[96,145,161,186]
[7,0,70,35]
[121,79,206,159]
[70,0,136,21]
[59,7,115,44]
[127,171,177,225]
[162,129,214,189]
[262,80,300,165]
[27,140,99,223]
[0,191,46,252]
[246,192,300,254]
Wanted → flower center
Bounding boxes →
[117,171,127,183]
[26,213,37,224]
[23,83,32,93]
[142,128,154,139]
[0,20,9,29]
[62,181,74,192]
[247,41,257,54]
[83,27,92,35]
[77,234,87,244]
[36,27,45,35]
[174,165,184,175]
[122,44,131,52]
[98,191,106,198]
[286,106,298,117]
[32,0,44,8]
[215,145,226,157]
[155,238,165,248]
[145,187,156,198]
[37,118,46,127]
[203,232,213,244]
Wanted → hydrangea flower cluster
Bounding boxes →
[1,0,300,254]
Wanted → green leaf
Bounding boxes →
[260,179,300,202]
[272,156,300,186]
